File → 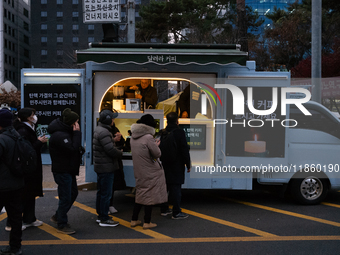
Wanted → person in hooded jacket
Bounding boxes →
[93,109,122,227]
[130,114,167,229]
[11,108,48,230]
[47,108,82,235]
[0,109,24,255]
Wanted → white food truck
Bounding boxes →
[22,43,340,205]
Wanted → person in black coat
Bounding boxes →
[12,108,48,229]
[0,109,25,255]
[47,108,82,235]
[160,112,191,219]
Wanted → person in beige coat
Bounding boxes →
[130,114,167,229]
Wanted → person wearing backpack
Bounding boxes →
[10,108,48,230]
[47,108,82,235]
[0,109,24,255]
[160,112,191,219]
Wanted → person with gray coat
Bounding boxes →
[93,110,122,227]
[130,114,167,229]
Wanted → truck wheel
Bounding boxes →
[290,175,328,205]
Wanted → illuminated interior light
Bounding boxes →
[24,73,81,77]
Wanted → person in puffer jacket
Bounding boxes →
[0,109,24,255]
[47,108,82,235]
[93,109,122,227]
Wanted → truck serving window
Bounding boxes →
[289,106,340,139]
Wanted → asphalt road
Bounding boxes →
[1,188,340,255]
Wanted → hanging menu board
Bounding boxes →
[179,124,206,150]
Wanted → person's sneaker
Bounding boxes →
[143,222,157,229]
[5,225,26,232]
[23,220,43,228]
[161,209,172,216]
[108,206,118,214]
[172,212,189,220]
[96,219,101,223]
[50,215,58,224]
[99,219,119,227]
[130,220,142,227]
[56,224,76,235]
[0,246,22,255]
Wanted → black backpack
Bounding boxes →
[159,129,177,165]
[2,129,37,178]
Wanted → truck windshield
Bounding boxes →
[289,106,340,139]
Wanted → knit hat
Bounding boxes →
[62,108,79,126]
[137,114,156,128]
[99,109,118,125]
[0,109,13,128]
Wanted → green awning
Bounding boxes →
[76,43,248,66]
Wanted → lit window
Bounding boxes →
[57,24,63,30]
[88,25,94,30]
[57,0,63,4]
[41,50,48,55]
[41,37,47,42]
[41,0,47,4]
[72,12,79,17]
[72,37,79,43]
[57,12,63,17]
[72,0,78,4]
[57,37,63,43]
[72,24,79,30]
[41,24,47,30]
[88,37,95,43]
[41,11,47,17]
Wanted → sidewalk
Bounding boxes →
[42,165,95,190]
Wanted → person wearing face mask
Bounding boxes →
[6,108,48,231]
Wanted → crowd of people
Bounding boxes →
[0,106,191,254]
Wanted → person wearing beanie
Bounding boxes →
[160,112,191,220]
[130,114,167,229]
[0,109,25,255]
[47,108,82,235]
[62,108,80,126]
[93,109,122,227]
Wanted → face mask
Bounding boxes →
[32,115,38,124]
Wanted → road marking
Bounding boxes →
[181,208,277,237]
[72,201,172,240]
[0,235,340,246]
[226,198,340,227]
[38,222,77,240]
[0,212,75,240]
[0,213,7,222]
[322,202,340,209]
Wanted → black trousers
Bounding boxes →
[0,189,23,251]
[161,184,182,216]
[132,203,152,223]
[22,193,37,224]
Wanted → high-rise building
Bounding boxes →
[0,0,31,88]
[31,0,144,69]
[31,0,104,69]
[246,0,303,35]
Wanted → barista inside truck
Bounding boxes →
[130,79,158,109]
